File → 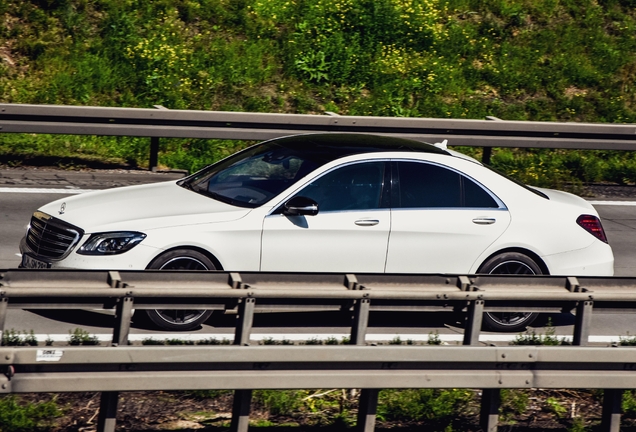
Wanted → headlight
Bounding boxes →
[77,232,146,255]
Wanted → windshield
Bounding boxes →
[179,142,325,208]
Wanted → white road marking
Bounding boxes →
[589,201,636,206]
[0,187,97,194]
[34,332,621,344]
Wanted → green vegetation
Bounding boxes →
[0,0,635,186]
[568,417,589,432]
[428,331,442,345]
[619,333,636,346]
[388,332,442,345]
[142,336,232,345]
[250,388,475,428]
[545,396,568,419]
[253,389,354,427]
[511,329,562,345]
[1,329,37,346]
[0,395,61,432]
[67,328,100,345]
[195,337,232,345]
[500,389,529,421]
[623,390,636,415]
[510,319,571,346]
[261,337,294,345]
[0,388,599,431]
[378,388,475,429]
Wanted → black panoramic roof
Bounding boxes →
[268,133,450,158]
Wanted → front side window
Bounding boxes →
[294,162,387,212]
[394,161,500,209]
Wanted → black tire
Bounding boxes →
[145,249,216,331]
[478,252,542,332]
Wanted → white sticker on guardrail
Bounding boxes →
[36,349,64,362]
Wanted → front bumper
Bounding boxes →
[20,234,161,270]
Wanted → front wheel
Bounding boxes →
[478,252,542,332]
[145,249,216,331]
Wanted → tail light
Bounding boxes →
[577,214,608,243]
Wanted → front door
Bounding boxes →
[261,161,391,272]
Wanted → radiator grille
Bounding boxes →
[25,211,84,259]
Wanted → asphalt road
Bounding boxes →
[1,167,636,344]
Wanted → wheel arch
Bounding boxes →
[147,246,224,270]
[477,248,549,275]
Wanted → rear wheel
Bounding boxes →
[478,252,542,332]
[145,249,216,331]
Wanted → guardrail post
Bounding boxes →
[234,297,255,346]
[149,137,160,172]
[97,392,119,432]
[476,265,499,432]
[573,300,593,346]
[231,390,252,432]
[463,300,484,346]
[480,388,501,432]
[481,116,503,164]
[346,274,368,346]
[148,104,168,172]
[0,297,8,335]
[357,389,379,432]
[463,289,498,432]
[350,297,369,345]
[97,274,132,432]
[601,389,623,432]
[112,296,134,347]
[230,296,255,432]
[349,290,377,432]
[481,147,492,165]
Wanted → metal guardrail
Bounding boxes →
[1,269,636,432]
[0,345,633,430]
[1,103,636,169]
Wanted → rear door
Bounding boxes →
[385,160,511,274]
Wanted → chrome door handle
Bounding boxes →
[472,218,496,225]
[355,219,380,226]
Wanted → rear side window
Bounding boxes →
[394,161,499,209]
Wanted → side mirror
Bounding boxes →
[282,196,319,216]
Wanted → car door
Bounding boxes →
[385,160,511,274]
[261,161,391,272]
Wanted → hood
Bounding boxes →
[39,181,251,232]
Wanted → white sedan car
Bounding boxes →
[20,133,614,331]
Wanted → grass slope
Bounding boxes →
[0,0,636,186]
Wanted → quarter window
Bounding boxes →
[395,161,499,208]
